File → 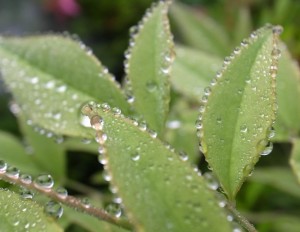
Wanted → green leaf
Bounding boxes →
[199,25,281,200]
[233,7,252,46]
[290,139,300,184]
[171,45,222,101]
[82,103,232,232]
[273,44,300,142]
[0,188,63,232]
[124,1,174,135]
[17,114,66,183]
[0,131,43,176]
[170,2,230,56]
[0,35,130,138]
[249,167,300,199]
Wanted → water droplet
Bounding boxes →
[268,127,275,139]
[56,187,68,199]
[95,132,107,145]
[146,81,158,92]
[166,120,181,129]
[216,193,227,208]
[203,172,219,190]
[34,174,54,189]
[240,125,248,133]
[131,153,140,161]
[98,152,108,165]
[261,142,273,156]
[6,166,20,179]
[103,171,112,182]
[148,129,157,138]
[45,81,55,89]
[105,203,122,218]
[272,25,283,35]
[232,222,243,232]
[20,174,32,184]
[45,201,63,219]
[271,48,281,59]
[227,215,234,222]
[101,103,111,112]
[81,197,91,208]
[138,121,147,131]
[216,118,222,124]
[20,187,34,199]
[56,85,67,93]
[195,119,203,129]
[112,107,122,116]
[0,160,7,173]
[179,151,188,161]
[204,87,211,96]
[90,115,104,131]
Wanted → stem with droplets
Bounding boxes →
[0,172,133,230]
[227,203,257,232]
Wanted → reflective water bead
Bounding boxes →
[20,187,34,199]
[271,48,281,59]
[179,151,188,161]
[203,172,219,190]
[103,171,112,182]
[204,87,211,96]
[112,107,122,116]
[6,166,20,179]
[56,187,68,199]
[131,153,140,161]
[56,85,67,93]
[34,174,54,189]
[101,103,111,112]
[148,129,157,138]
[20,174,32,184]
[261,142,273,156]
[98,153,108,165]
[0,160,7,173]
[195,119,203,130]
[45,201,63,219]
[81,197,91,208]
[240,125,248,133]
[90,115,104,131]
[105,203,122,218]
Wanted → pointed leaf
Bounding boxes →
[273,44,300,142]
[170,2,230,56]
[290,139,300,184]
[82,103,232,232]
[124,1,174,134]
[199,25,281,200]
[0,188,63,232]
[172,45,222,101]
[0,35,130,137]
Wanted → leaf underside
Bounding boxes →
[200,25,280,200]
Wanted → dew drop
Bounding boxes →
[101,103,111,112]
[203,172,219,190]
[56,187,68,199]
[20,187,34,199]
[105,203,122,218]
[45,201,63,219]
[146,81,158,92]
[6,166,20,179]
[204,87,211,96]
[148,129,157,138]
[81,197,91,208]
[179,151,188,161]
[0,160,7,173]
[90,115,104,131]
[240,125,248,133]
[272,25,283,35]
[98,152,108,165]
[20,174,32,184]
[195,119,203,129]
[103,171,112,182]
[131,153,140,161]
[34,174,54,189]
[261,142,273,156]
[56,85,67,93]
[268,127,275,139]
[271,48,281,59]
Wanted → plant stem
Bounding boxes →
[0,172,133,231]
[227,203,257,232]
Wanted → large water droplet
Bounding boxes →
[20,187,34,199]
[6,166,20,179]
[0,160,7,173]
[90,115,104,131]
[261,142,273,156]
[34,174,54,189]
[45,201,63,219]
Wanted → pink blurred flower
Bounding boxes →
[45,0,80,20]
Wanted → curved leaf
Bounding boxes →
[124,1,174,135]
[0,188,63,232]
[0,35,130,137]
[273,44,300,142]
[82,103,232,232]
[172,45,222,101]
[199,25,281,200]
[290,139,300,184]
[170,2,230,56]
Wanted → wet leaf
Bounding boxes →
[0,35,130,138]
[170,2,230,56]
[273,44,300,142]
[0,188,63,232]
[290,139,300,184]
[82,103,232,232]
[124,1,174,135]
[171,45,222,101]
[199,25,281,200]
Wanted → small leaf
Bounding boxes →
[171,45,222,101]
[199,25,281,200]
[0,131,43,175]
[290,139,300,184]
[273,44,300,142]
[17,114,66,183]
[124,1,174,135]
[170,2,230,56]
[82,103,232,232]
[0,35,130,138]
[0,188,63,232]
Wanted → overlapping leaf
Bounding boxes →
[0,35,130,137]
[0,189,63,232]
[290,139,300,184]
[199,25,281,200]
[82,103,232,232]
[124,1,174,135]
